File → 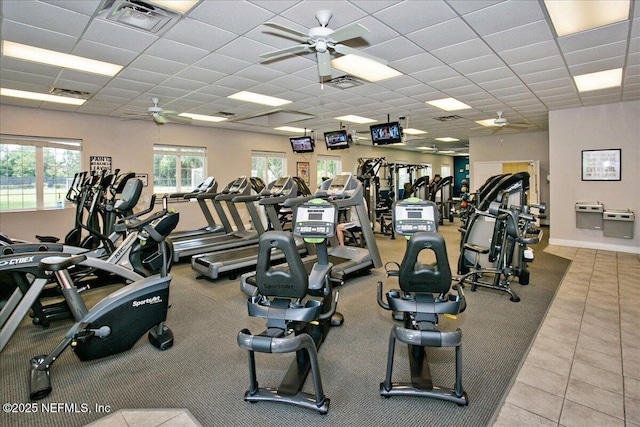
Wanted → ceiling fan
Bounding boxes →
[124,98,191,125]
[260,10,388,80]
[490,111,529,133]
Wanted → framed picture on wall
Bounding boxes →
[581,149,621,181]
[297,161,310,185]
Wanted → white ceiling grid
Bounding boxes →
[0,0,638,153]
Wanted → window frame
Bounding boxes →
[0,134,82,212]
[316,155,342,187]
[251,150,287,184]
[153,144,207,194]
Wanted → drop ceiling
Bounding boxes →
[1,0,638,154]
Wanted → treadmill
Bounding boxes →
[170,176,265,262]
[191,176,307,279]
[165,177,228,241]
[240,173,383,295]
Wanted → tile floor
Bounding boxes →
[85,245,640,427]
[493,245,640,427]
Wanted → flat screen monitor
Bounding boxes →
[370,122,402,145]
[289,136,314,153]
[324,130,350,150]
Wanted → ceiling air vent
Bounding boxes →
[96,0,180,34]
[326,75,363,90]
[435,115,462,122]
[49,88,91,99]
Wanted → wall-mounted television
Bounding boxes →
[370,122,403,145]
[289,136,315,153]
[324,129,350,150]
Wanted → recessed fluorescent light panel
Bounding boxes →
[435,137,459,142]
[2,41,122,76]
[574,68,623,92]
[334,115,376,124]
[274,126,307,133]
[1,88,86,105]
[178,113,227,122]
[544,0,630,37]
[331,54,402,82]
[403,128,427,135]
[228,91,291,107]
[475,119,497,127]
[426,98,471,111]
[148,0,200,14]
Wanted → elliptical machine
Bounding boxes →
[28,207,179,400]
[377,198,468,405]
[236,198,341,414]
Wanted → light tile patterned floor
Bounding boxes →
[493,246,640,427]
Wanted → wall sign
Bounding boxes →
[297,161,310,185]
[135,173,148,187]
[582,149,621,181]
[90,156,112,173]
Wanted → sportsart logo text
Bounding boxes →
[0,256,35,267]
[132,295,163,308]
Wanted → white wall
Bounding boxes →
[548,101,640,254]
[469,130,550,217]
[0,105,452,241]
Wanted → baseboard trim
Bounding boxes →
[549,238,640,254]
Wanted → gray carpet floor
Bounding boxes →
[0,220,570,427]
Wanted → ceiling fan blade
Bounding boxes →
[260,44,313,60]
[505,123,529,129]
[154,115,167,125]
[317,51,332,77]
[329,23,369,43]
[165,115,192,125]
[262,22,309,43]
[333,44,388,65]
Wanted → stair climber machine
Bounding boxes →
[191,176,307,280]
[240,173,382,295]
[170,176,265,262]
[237,198,342,414]
[377,198,468,405]
[28,207,179,400]
[0,194,179,352]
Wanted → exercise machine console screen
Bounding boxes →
[393,199,438,235]
[293,201,337,238]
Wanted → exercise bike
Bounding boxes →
[237,198,341,414]
[28,207,179,400]
[377,198,468,405]
[0,197,177,354]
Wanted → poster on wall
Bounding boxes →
[135,173,148,187]
[581,149,621,181]
[297,161,310,185]
[90,156,112,173]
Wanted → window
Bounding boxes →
[316,155,342,186]
[251,151,286,184]
[441,164,451,178]
[153,144,206,194]
[419,163,432,179]
[0,134,81,211]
